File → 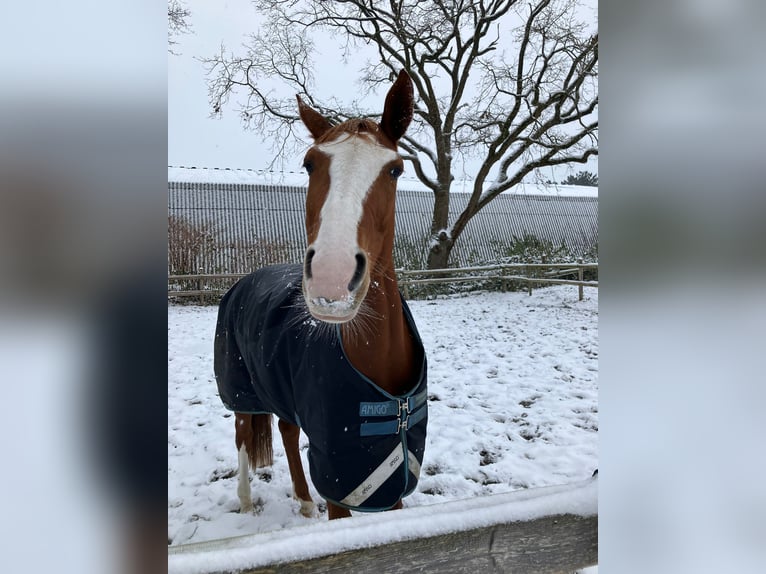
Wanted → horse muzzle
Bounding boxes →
[302,247,369,323]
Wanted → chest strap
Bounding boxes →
[359,389,428,436]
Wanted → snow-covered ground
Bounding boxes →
[168,285,598,566]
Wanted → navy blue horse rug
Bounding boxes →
[214,264,428,512]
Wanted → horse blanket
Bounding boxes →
[214,264,428,512]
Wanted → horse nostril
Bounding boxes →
[304,248,315,279]
[348,253,367,292]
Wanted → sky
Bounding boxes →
[168,0,599,180]
[168,1,265,169]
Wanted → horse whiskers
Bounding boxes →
[340,300,382,344]
[283,290,384,344]
[368,261,397,287]
[284,298,338,342]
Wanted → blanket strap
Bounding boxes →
[339,445,423,508]
[358,389,428,437]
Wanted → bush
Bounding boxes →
[394,234,429,270]
[167,216,217,289]
[398,233,599,300]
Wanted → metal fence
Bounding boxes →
[168,181,598,274]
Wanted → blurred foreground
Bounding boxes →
[1,3,166,573]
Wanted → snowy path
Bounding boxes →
[168,286,598,547]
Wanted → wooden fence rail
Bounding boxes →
[168,263,598,302]
[168,476,597,574]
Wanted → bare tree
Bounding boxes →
[204,0,597,268]
[168,0,191,54]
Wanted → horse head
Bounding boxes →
[297,70,414,323]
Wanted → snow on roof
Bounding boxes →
[168,166,598,198]
[168,165,309,187]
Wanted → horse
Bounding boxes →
[213,70,428,520]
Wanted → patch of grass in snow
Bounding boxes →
[209,468,237,482]
[479,449,499,466]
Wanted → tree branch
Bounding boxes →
[207,0,598,268]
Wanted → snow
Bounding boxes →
[428,228,452,248]
[168,165,309,187]
[169,477,597,574]
[168,165,598,198]
[168,285,598,568]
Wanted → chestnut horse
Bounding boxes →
[214,70,428,520]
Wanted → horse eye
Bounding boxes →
[303,161,314,175]
[389,166,403,179]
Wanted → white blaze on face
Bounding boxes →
[308,134,398,302]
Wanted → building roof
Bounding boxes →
[168,166,598,199]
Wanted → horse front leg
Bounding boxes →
[326,499,402,520]
[326,501,352,519]
[277,419,315,517]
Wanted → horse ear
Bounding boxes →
[380,70,414,143]
[296,95,332,140]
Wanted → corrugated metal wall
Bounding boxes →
[167,182,598,273]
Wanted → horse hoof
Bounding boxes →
[298,499,315,517]
[240,502,254,514]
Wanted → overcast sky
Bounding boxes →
[168,0,598,180]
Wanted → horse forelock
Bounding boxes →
[315,118,396,150]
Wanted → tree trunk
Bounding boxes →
[427,185,453,270]
[426,240,453,270]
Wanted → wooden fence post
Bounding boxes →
[577,258,584,301]
[527,264,533,296]
[168,267,598,302]
[197,267,204,305]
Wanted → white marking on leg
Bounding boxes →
[298,496,316,517]
[291,481,316,517]
[237,443,253,513]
